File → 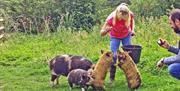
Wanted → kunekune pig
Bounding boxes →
[68,69,94,91]
[49,54,93,87]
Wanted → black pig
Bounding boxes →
[68,69,94,91]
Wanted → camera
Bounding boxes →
[157,39,164,46]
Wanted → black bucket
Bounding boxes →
[122,45,142,64]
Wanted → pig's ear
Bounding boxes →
[88,69,95,78]
[101,50,104,54]
[82,73,87,79]
[105,52,111,57]
[91,64,96,69]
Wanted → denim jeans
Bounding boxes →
[168,63,180,80]
[110,33,131,64]
[109,33,131,80]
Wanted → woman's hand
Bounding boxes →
[105,26,112,32]
[131,31,135,36]
[100,22,112,36]
[100,28,111,36]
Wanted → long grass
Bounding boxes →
[0,16,180,91]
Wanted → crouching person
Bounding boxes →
[157,9,180,80]
[68,69,94,91]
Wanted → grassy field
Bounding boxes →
[0,17,180,91]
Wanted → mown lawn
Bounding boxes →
[0,21,180,91]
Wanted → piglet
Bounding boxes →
[68,69,94,91]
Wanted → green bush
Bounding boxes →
[130,0,179,18]
[56,0,97,31]
[0,0,180,33]
[1,0,98,32]
[0,0,59,33]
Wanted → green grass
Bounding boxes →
[0,17,180,91]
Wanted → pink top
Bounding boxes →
[107,13,134,38]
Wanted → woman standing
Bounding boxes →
[100,3,135,83]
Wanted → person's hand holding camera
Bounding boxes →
[157,39,170,49]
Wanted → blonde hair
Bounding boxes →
[113,3,131,27]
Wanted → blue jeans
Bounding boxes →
[110,33,131,64]
[168,63,180,80]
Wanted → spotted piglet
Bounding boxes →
[68,69,94,91]
[49,54,93,87]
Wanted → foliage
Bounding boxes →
[130,0,180,18]
[0,0,59,33]
[0,0,97,33]
[1,0,180,33]
[54,0,97,31]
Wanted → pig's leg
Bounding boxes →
[81,88,85,91]
[80,85,86,91]
[51,74,58,87]
[56,75,60,85]
[68,82,73,90]
[91,85,97,91]
[101,87,106,91]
